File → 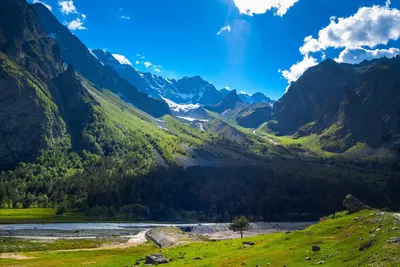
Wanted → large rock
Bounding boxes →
[145,254,169,265]
[343,195,373,214]
[312,245,321,252]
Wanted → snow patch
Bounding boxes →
[199,123,205,132]
[177,116,209,123]
[89,49,98,60]
[162,97,200,113]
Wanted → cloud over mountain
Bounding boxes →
[281,3,400,86]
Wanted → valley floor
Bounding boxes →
[0,211,399,266]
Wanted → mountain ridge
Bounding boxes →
[92,49,275,106]
[32,3,170,118]
[269,57,400,152]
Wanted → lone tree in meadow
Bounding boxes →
[229,215,250,238]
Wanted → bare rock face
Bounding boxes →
[343,195,373,214]
[145,254,169,265]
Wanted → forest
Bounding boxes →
[1,150,399,222]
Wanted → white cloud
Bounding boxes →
[59,0,77,14]
[224,86,230,90]
[153,65,163,72]
[120,15,130,20]
[279,55,318,89]
[144,62,152,68]
[240,90,248,95]
[66,19,86,30]
[336,47,400,63]
[233,0,299,16]
[300,5,400,55]
[33,0,52,11]
[137,54,145,59]
[281,3,400,87]
[321,52,326,60]
[81,14,87,19]
[135,61,140,65]
[112,54,133,66]
[217,25,231,35]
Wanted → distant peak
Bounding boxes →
[322,58,338,65]
[229,89,238,95]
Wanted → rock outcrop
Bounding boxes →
[145,254,169,265]
[343,195,373,213]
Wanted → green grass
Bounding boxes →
[1,211,399,266]
[0,237,129,253]
[0,209,133,224]
[0,209,90,224]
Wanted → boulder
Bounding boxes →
[242,242,255,246]
[145,254,169,265]
[312,245,321,252]
[343,195,373,214]
[388,237,399,244]
[359,240,373,251]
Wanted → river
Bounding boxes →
[0,221,314,240]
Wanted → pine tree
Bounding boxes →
[229,216,250,238]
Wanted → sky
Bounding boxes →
[31,0,400,100]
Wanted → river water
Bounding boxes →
[0,221,314,240]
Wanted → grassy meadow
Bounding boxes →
[0,210,399,266]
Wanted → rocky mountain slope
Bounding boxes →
[92,50,275,106]
[92,49,223,105]
[238,92,275,105]
[235,103,273,129]
[205,89,243,114]
[220,89,275,105]
[269,57,400,152]
[0,0,68,169]
[32,4,170,118]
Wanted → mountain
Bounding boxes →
[238,92,275,105]
[270,57,400,152]
[0,0,68,169]
[235,103,273,128]
[1,0,400,227]
[205,89,243,113]
[0,0,108,169]
[219,88,230,97]
[32,4,170,118]
[220,88,275,105]
[92,49,223,105]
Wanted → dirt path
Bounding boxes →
[0,253,34,260]
[0,230,149,260]
[56,230,149,252]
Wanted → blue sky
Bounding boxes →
[32,0,400,100]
